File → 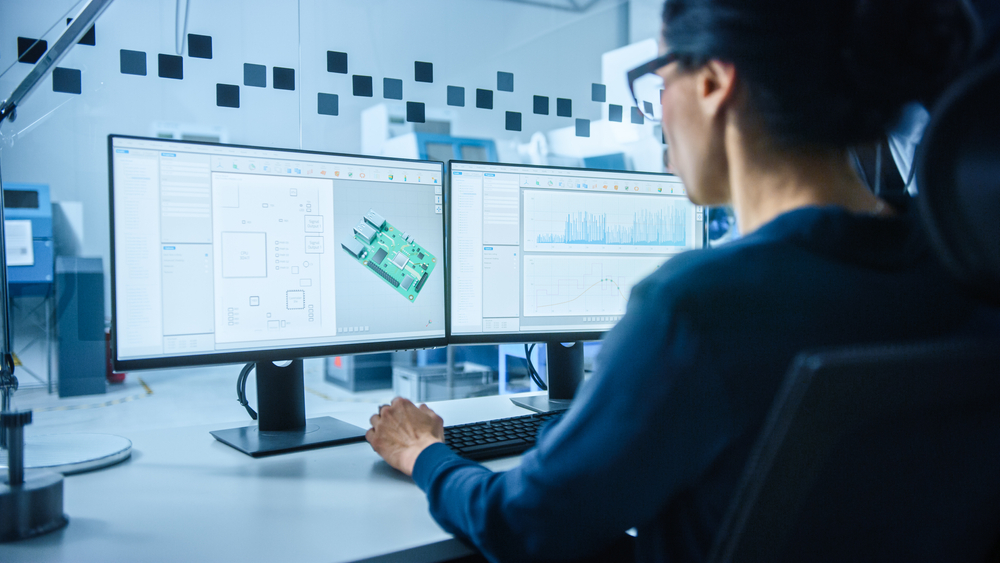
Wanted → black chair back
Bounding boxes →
[708,342,1000,562]
[917,57,1000,305]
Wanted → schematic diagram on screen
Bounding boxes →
[211,172,338,344]
[341,209,436,303]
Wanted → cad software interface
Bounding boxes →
[111,137,445,362]
[450,162,703,336]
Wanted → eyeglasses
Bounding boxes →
[627,51,678,122]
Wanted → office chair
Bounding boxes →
[707,58,1000,562]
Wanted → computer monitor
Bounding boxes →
[109,135,446,455]
[448,161,705,412]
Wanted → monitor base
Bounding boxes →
[211,416,367,457]
[510,396,571,414]
[510,341,584,414]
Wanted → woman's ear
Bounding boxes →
[697,60,737,120]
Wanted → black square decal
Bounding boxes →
[631,106,644,124]
[643,101,654,117]
[592,83,606,102]
[505,111,522,132]
[353,75,373,97]
[158,54,183,79]
[575,118,590,137]
[447,86,465,107]
[414,61,433,83]
[318,93,339,116]
[273,67,295,90]
[217,84,239,108]
[476,89,493,110]
[244,63,266,87]
[17,38,47,64]
[609,104,623,122]
[557,98,572,117]
[327,51,348,74]
[533,95,549,115]
[188,34,212,59]
[52,67,81,94]
[80,25,96,45]
[67,19,96,46]
[497,72,514,92]
[407,101,425,123]
[120,49,147,76]
[383,78,403,100]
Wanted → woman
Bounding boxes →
[367,1,990,561]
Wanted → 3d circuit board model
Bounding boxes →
[341,209,436,303]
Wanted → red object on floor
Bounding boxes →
[106,330,126,384]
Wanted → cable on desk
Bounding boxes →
[525,343,548,391]
[236,362,257,420]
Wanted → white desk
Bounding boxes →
[0,394,539,562]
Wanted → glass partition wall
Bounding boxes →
[0,0,666,405]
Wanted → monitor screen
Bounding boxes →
[109,135,446,369]
[448,161,704,342]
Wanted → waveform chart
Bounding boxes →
[523,189,696,254]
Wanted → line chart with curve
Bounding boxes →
[523,255,665,317]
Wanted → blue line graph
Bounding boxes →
[523,190,695,254]
[536,208,687,247]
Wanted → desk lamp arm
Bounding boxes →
[0,0,114,123]
[0,0,115,414]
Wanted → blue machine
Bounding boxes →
[55,256,106,397]
[4,183,54,297]
[415,134,498,163]
[582,152,628,171]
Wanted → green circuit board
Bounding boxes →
[340,209,436,303]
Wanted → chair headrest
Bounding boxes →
[917,57,1000,305]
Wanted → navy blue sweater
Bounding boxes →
[413,206,999,562]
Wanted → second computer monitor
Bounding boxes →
[448,161,705,343]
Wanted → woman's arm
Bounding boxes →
[371,275,735,562]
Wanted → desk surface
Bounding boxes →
[1,393,537,563]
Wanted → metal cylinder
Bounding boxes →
[0,392,8,450]
[1,410,31,486]
[7,425,23,486]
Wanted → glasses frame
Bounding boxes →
[627,51,678,121]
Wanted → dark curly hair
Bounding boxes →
[662,0,978,148]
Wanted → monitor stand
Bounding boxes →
[210,360,367,457]
[510,341,584,414]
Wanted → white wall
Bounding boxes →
[0,0,634,317]
[628,0,663,46]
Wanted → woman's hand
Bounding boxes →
[366,397,445,476]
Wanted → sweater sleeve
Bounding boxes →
[411,274,736,562]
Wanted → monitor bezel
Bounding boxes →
[108,134,448,371]
[446,159,698,345]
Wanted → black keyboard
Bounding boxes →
[444,411,564,461]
